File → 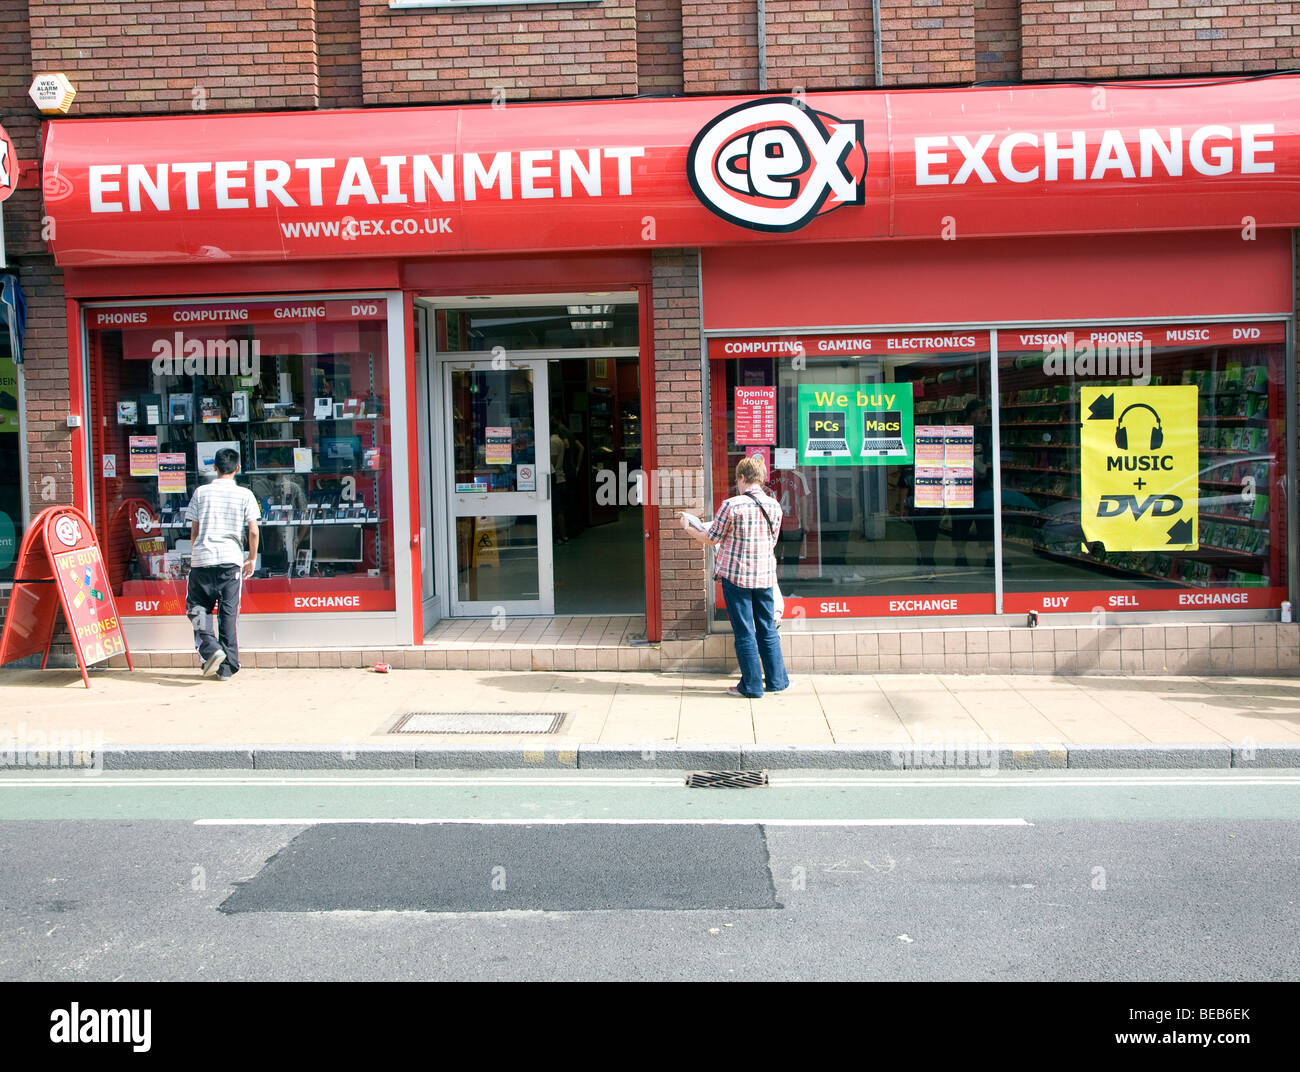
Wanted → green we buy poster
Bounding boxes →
[797,383,914,466]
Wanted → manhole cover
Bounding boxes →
[685,770,769,789]
[389,711,566,734]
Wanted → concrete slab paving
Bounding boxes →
[3,665,1299,769]
[1083,689,1236,743]
[1157,699,1300,743]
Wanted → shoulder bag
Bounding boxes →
[744,491,785,621]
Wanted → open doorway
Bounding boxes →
[548,356,645,615]
[425,296,648,622]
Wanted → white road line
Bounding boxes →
[0,777,683,788]
[0,775,1297,788]
[192,817,1034,827]
[772,777,1300,787]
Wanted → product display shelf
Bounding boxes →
[995,344,1281,592]
[1002,535,1253,590]
[95,346,389,588]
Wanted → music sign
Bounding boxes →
[1080,386,1198,552]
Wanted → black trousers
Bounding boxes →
[186,564,243,674]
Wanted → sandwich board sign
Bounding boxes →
[0,505,133,687]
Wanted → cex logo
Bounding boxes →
[687,98,867,232]
[54,516,81,547]
[0,125,14,201]
[42,164,74,202]
[133,507,156,535]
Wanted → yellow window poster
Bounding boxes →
[1080,386,1198,552]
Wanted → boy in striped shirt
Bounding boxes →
[184,448,260,680]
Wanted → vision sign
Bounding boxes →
[40,77,1300,265]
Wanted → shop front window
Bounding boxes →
[710,321,1289,622]
[709,334,994,619]
[87,298,395,616]
[999,322,1288,614]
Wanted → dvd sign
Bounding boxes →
[688,99,867,232]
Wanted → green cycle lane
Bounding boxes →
[1,769,1299,823]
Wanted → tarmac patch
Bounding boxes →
[219,822,780,913]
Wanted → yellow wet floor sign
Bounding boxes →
[473,516,500,567]
[1080,386,1198,552]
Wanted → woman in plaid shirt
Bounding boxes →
[683,456,790,698]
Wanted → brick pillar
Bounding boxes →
[974,0,1022,83]
[681,1,760,94]
[637,0,684,95]
[652,249,709,640]
[1,256,73,649]
[19,257,76,516]
[318,0,364,109]
[878,0,976,85]
[764,0,874,91]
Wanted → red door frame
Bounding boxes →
[63,253,661,644]
[402,288,423,644]
[635,281,661,643]
[401,252,660,641]
[66,298,90,518]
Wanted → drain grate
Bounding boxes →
[685,770,769,789]
[389,711,566,735]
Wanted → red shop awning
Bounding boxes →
[40,75,1300,267]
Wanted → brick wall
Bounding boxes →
[319,0,364,109]
[18,257,74,517]
[878,0,976,85]
[638,0,684,95]
[765,0,873,91]
[1022,0,1300,79]
[0,0,30,114]
[359,0,638,105]
[27,0,318,114]
[1,0,42,258]
[682,1,760,93]
[2,254,76,647]
[975,0,1022,82]
[10,1,1300,127]
[652,250,708,639]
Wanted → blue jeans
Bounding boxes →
[720,577,790,698]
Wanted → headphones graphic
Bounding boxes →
[1114,403,1163,450]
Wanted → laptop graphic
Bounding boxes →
[860,410,907,458]
[806,410,850,458]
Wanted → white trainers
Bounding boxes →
[201,650,227,677]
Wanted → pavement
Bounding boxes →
[2,664,1300,770]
